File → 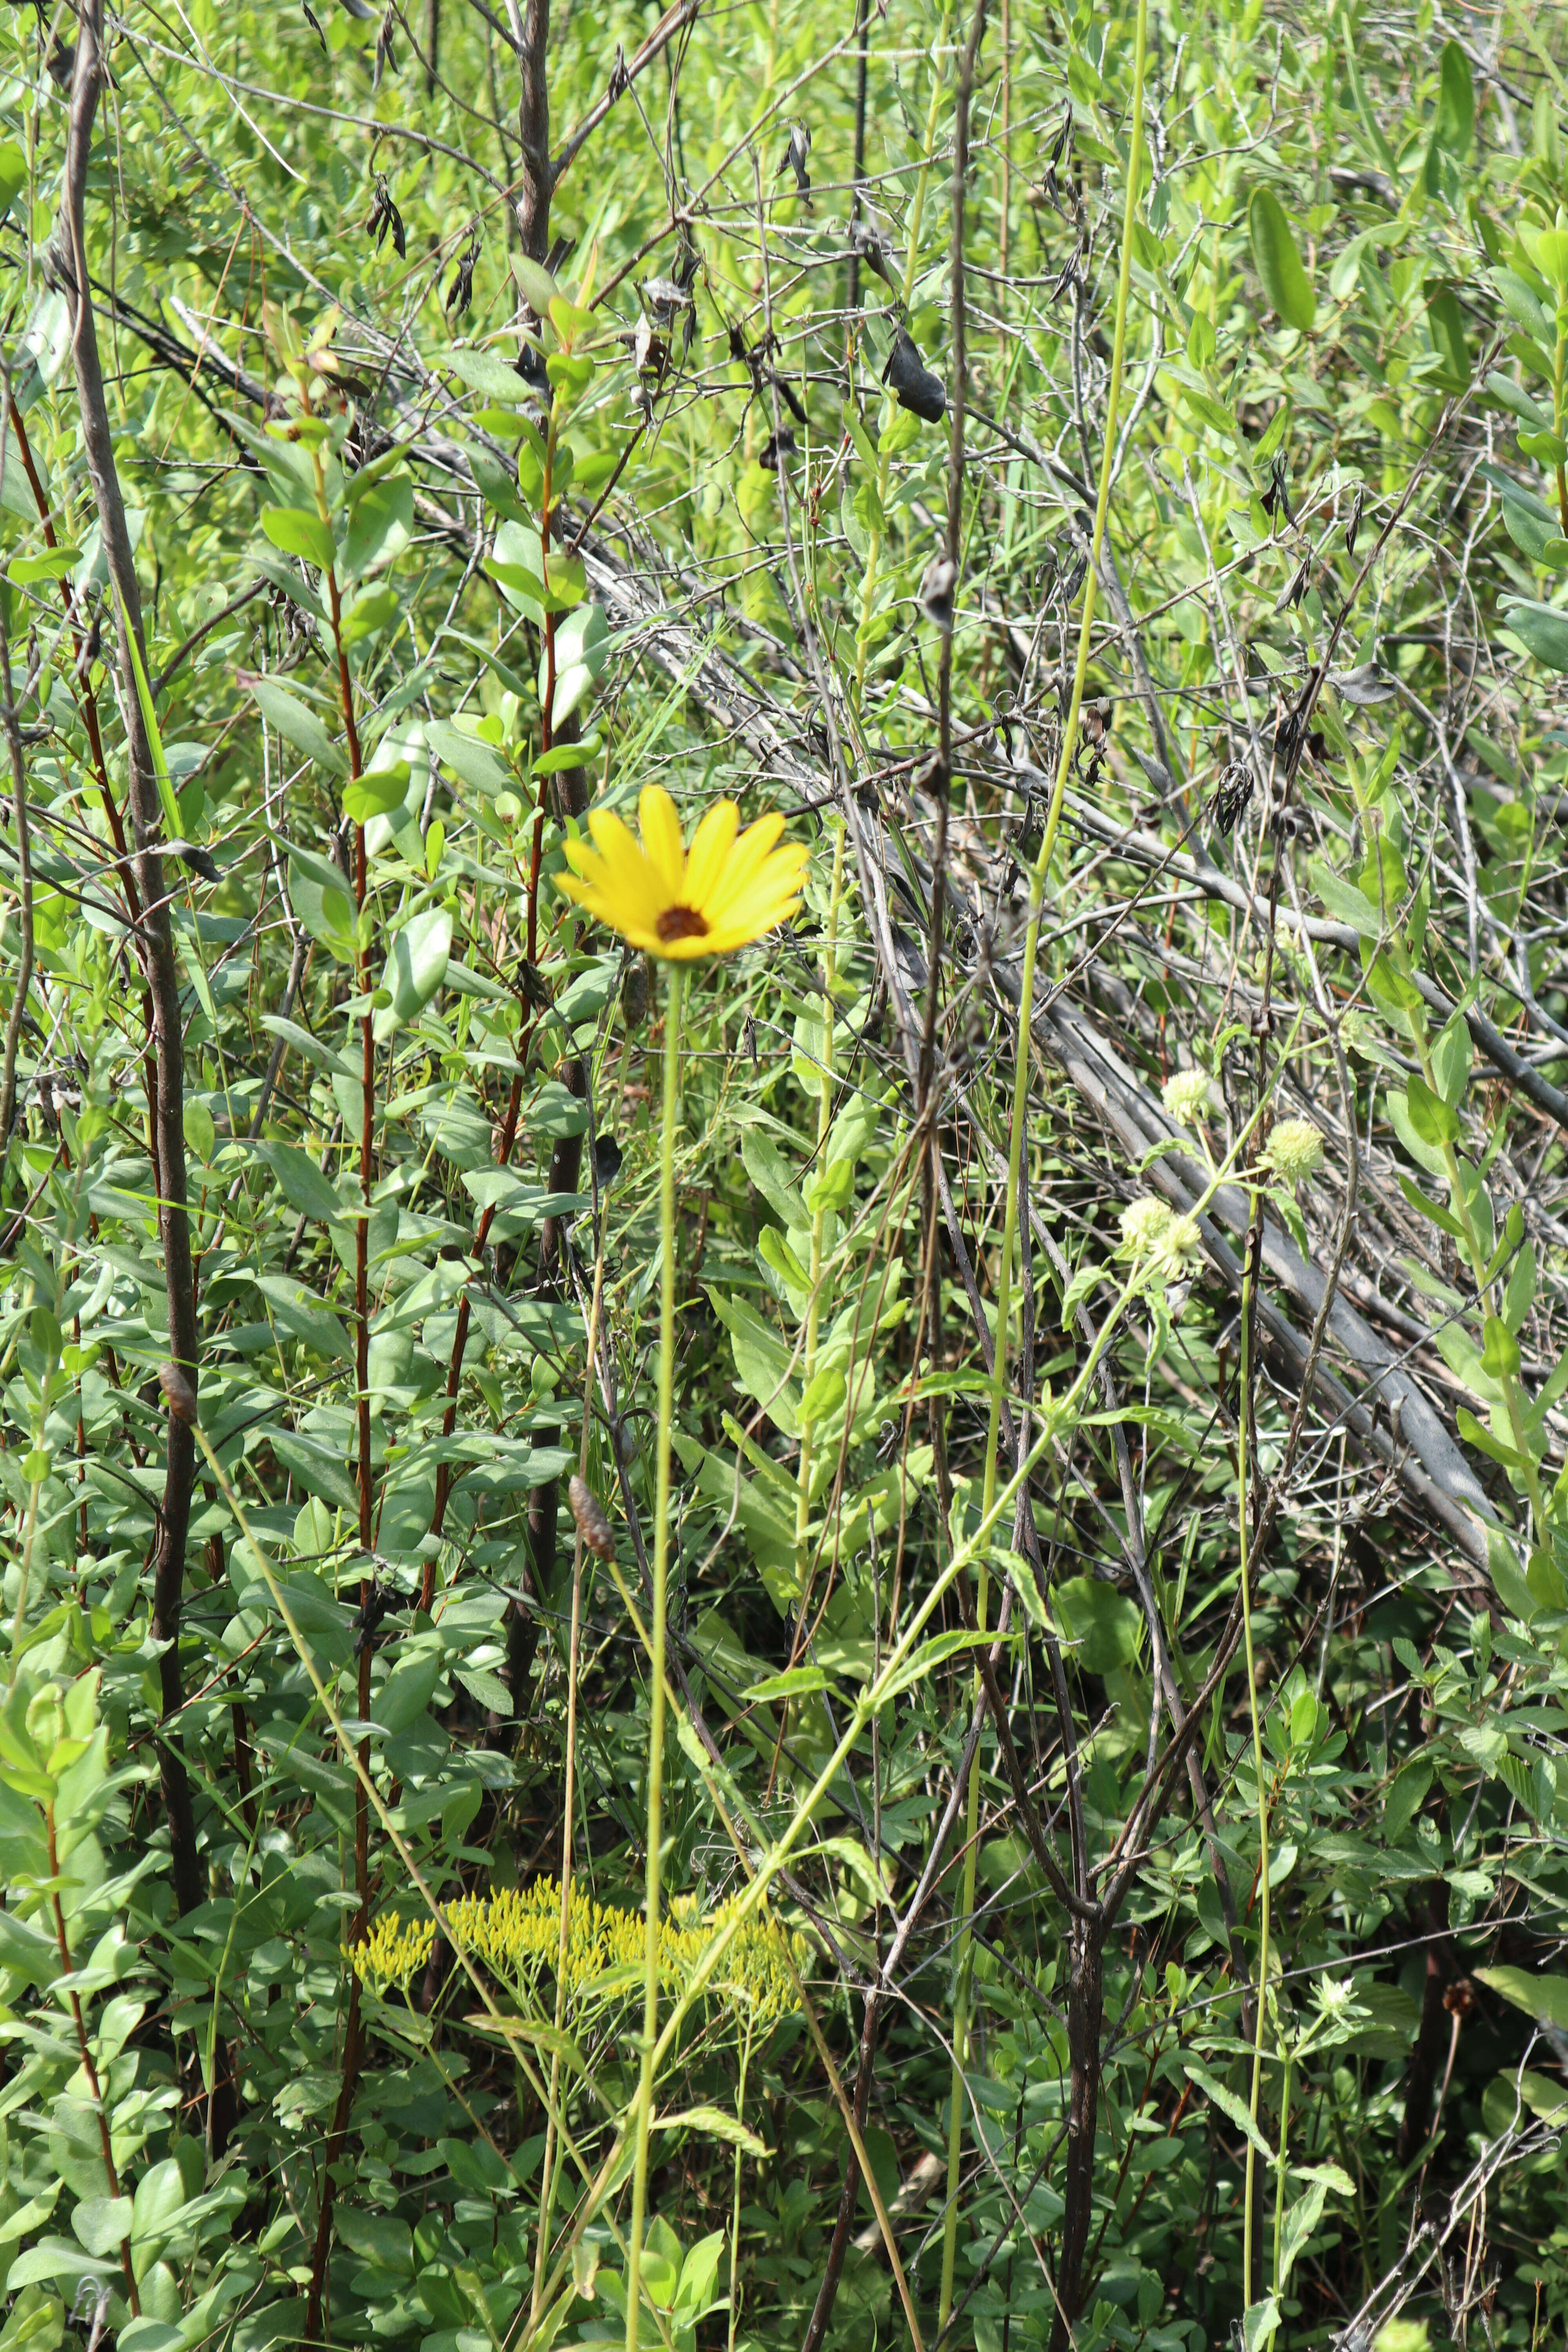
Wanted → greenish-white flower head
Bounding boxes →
[1120,1196,1173,1255]
[1267,1117,1324,1183]
[1338,1007,1375,1057]
[1161,1068,1212,1125]
[1165,1214,1201,1263]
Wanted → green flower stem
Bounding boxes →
[727,2012,755,2352]
[977,0,1149,1534]
[1271,2037,1293,2298]
[949,0,1149,2314]
[937,1532,987,2330]
[852,4,953,710]
[792,819,846,1626]
[624,958,684,2352]
[1238,1185,1271,2305]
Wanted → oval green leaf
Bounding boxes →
[1248,188,1316,333]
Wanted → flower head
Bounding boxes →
[1267,1117,1324,1183]
[1120,1196,1173,1255]
[1162,1068,1212,1125]
[348,1912,436,1992]
[1165,1214,1201,1262]
[557,784,808,960]
[1339,1007,1374,1057]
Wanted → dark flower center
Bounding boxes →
[657,904,708,943]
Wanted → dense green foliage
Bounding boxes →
[3,2,1568,2351]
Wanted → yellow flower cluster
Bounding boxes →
[349,1912,437,1991]
[445,1878,804,2025]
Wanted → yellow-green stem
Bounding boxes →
[852,5,953,710]
[625,960,684,2352]
[949,0,1149,2308]
[1271,2039,1293,2298]
[793,820,847,1594]
[937,1556,985,2330]
[1239,1190,1271,2305]
[727,2012,755,2352]
[977,0,1148,1529]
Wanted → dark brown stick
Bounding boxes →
[508,0,552,260]
[66,0,202,1923]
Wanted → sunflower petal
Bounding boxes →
[697,810,790,927]
[637,786,687,898]
[684,799,740,913]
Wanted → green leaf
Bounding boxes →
[1307,857,1380,936]
[1434,39,1474,156]
[255,1140,345,1223]
[653,2107,769,2160]
[1490,270,1554,346]
[115,596,185,842]
[260,505,336,572]
[1405,1071,1459,1147]
[707,1289,800,1437]
[1502,600,1568,670]
[1051,1574,1142,1673]
[288,853,355,959]
[69,2196,133,2259]
[376,907,452,1035]
[258,1013,358,1078]
[1487,1530,1539,1623]
[1184,2061,1275,2160]
[1481,1313,1521,1382]
[1395,1171,1466,1241]
[426,719,515,797]
[1475,1964,1568,2032]
[11,550,77,585]
[1384,1755,1433,1843]
[742,1664,826,1702]
[343,762,410,822]
[1279,2174,1331,2279]
[1431,1012,1472,1107]
[1248,189,1316,332]
[252,677,348,775]
[0,140,28,225]
[374,1644,444,1733]
[1425,288,1469,390]
[342,475,413,579]
[545,601,609,724]
[442,345,532,403]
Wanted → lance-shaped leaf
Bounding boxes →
[1248,189,1316,332]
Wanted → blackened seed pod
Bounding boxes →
[1210,762,1255,837]
[569,1474,617,1562]
[882,327,946,423]
[158,1361,198,1426]
[621,953,652,1030]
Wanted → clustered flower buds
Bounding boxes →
[1161,1068,1212,1125]
[1267,1117,1325,1183]
[1165,1214,1201,1262]
[1120,1196,1202,1269]
[1120,1196,1173,1254]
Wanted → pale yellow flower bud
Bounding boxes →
[1161,1068,1212,1124]
[1267,1117,1324,1182]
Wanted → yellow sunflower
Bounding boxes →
[556,785,808,959]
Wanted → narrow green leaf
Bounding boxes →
[1248,189,1317,332]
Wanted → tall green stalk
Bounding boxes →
[1238,1192,1271,2305]
[944,0,1150,2314]
[792,820,846,1608]
[976,0,1149,1519]
[624,961,684,2352]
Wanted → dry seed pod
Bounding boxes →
[158,1362,198,1426]
[621,953,652,1030]
[882,326,946,423]
[569,1474,616,1561]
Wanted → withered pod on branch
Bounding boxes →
[882,326,946,423]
